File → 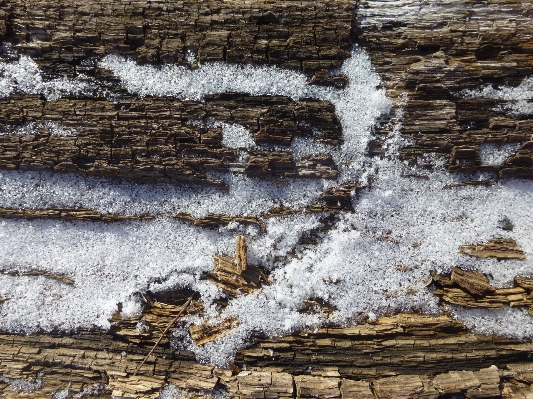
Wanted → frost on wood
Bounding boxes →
[0,0,533,373]
[0,45,533,364]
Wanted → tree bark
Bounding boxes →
[1,0,533,398]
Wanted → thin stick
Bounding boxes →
[133,296,193,376]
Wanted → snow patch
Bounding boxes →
[449,306,533,340]
[221,123,257,150]
[461,77,533,117]
[479,142,521,166]
[0,121,77,137]
[0,55,90,100]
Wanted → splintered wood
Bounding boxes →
[450,268,493,295]
[208,235,269,296]
[432,268,533,311]
[189,316,239,346]
[459,238,526,260]
[0,268,75,285]
[189,236,268,346]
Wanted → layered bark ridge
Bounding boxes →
[2,310,533,398]
[357,0,533,177]
[0,0,354,83]
[0,95,341,184]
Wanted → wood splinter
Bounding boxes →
[133,296,193,376]
[459,238,526,260]
[208,235,269,296]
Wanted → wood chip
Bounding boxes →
[459,238,526,260]
[189,316,239,346]
[451,267,494,295]
[209,236,269,296]
[515,276,533,290]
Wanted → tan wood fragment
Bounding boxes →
[0,268,75,285]
[432,270,533,310]
[189,316,239,346]
[451,267,494,295]
[515,276,533,290]
[235,235,247,274]
[459,238,526,260]
[209,236,269,296]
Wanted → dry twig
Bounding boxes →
[133,296,193,376]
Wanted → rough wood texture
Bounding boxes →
[432,270,533,311]
[357,0,533,177]
[1,0,533,398]
[459,238,526,260]
[0,95,341,184]
[3,312,533,398]
[0,0,354,83]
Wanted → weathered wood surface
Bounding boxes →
[358,0,533,177]
[1,0,533,398]
[432,269,533,311]
[3,310,533,398]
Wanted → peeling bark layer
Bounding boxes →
[2,311,533,398]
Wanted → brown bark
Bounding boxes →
[1,0,533,398]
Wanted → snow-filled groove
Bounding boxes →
[0,45,533,366]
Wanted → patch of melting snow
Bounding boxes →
[0,55,90,100]
[0,121,77,137]
[0,46,532,366]
[461,77,533,117]
[479,142,522,166]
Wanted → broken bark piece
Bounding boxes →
[209,236,269,296]
[189,316,239,346]
[451,268,494,295]
[441,288,505,309]
[0,207,154,223]
[214,236,247,275]
[235,235,247,275]
[207,266,269,296]
[431,270,533,310]
[430,271,454,287]
[459,238,526,260]
[514,276,533,290]
[173,213,265,230]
